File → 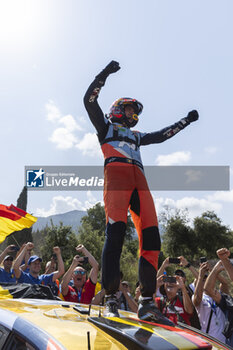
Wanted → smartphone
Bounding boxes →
[200,257,207,264]
[163,276,177,283]
[169,257,180,264]
[11,246,20,252]
[82,256,89,265]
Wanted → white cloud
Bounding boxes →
[207,190,233,203]
[156,151,191,165]
[49,128,78,149]
[35,193,103,217]
[35,196,86,217]
[46,101,83,150]
[76,133,102,157]
[153,195,222,221]
[46,100,62,122]
[59,114,83,132]
[204,146,218,154]
[84,191,103,209]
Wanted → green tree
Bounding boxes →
[160,206,195,261]
[6,186,33,247]
[160,207,233,264]
[79,202,135,240]
[161,216,196,262]
[40,221,78,271]
[193,211,233,260]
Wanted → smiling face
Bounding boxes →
[72,267,87,288]
[164,280,179,300]
[29,259,41,276]
[3,258,13,272]
[124,105,138,125]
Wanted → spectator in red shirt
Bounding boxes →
[155,274,193,325]
[61,244,99,304]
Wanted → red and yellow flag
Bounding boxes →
[0,204,37,244]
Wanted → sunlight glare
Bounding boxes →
[0,0,41,46]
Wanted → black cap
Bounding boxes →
[174,269,186,278]
[3,255,13,262]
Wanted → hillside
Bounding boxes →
[32,209,86,234]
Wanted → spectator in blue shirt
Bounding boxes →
[0,255,16,284]
[0,245,18,284]
[13,242,65,286]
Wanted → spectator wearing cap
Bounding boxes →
[13,242,65,286]
[0,245,18,284]
[157,256,198,286]
[155,273,193,325]
[157,256,198,298]
[61,244,99,304]
[117,281,138,312]
[174,268,201,329]
[0,255,16,284]
[91,279,138,312]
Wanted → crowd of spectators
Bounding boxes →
[0,242,233,346]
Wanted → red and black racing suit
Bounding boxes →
[84,71,192,298]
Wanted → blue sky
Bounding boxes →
[1,0,233,228]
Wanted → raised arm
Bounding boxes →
[178,255,199,279]
[177,276,193,315]
[157,257,170,277]
[216,248,233,282]
[52,246,65,282]
[204,261,224,304]
[140,110,199,145]
[75,244,99,284]
[13,242,34,279]
[83,60,120,140]
[0,245,17,265]
[61,255,80,296]
[193,262,209,307]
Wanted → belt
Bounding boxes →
[104,157,144,170]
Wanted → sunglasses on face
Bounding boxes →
[73,270,86,276]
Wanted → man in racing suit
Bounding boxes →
[83,60,198,321]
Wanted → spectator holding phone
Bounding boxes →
[13,242,65,286]
[157,255,198,294]
[158,256,198,280]
[61,244,99,304]
[192,261,226,342]
[155,274,193,325]
[0,245,18,283]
